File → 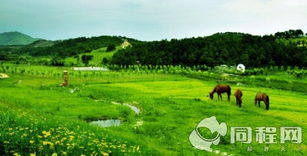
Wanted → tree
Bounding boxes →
[50,57,64,66]
[102,58,109,64]
[81,55,93,66]
[106,44,116,52]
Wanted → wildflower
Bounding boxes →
[30,153,36,156]
[51,153,57,156]
[136,146,140,151]
[42,131,51,137]
[29,140,35,144]
[69,135,75,140]
[22,134,28,137]
[101,152,109,156]
[13,153,21,156]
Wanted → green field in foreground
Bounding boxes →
[0,65,306,155]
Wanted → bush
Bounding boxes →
[106,44,116,52]
[81,55,93,66]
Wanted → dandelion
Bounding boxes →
[43,141,48,145]
[13,153,21,156]
[136,146,140,151]
[29,140,35,144]
[101,152,109,156]
[69,135,75,140]
[51,153,57,156]
[42,141,53,146]
[42,131,51,137]
[22,134,28,137]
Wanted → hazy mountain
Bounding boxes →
[0,31,39,45]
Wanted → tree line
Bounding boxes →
[111,32,307,67]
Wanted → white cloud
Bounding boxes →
[221,0,307,34]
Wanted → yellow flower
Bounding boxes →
[13,153,21,156]
[30,153,36,156]
[29,140,35,144]
[51,153,57,156]
[42,131,51,137]
[101,152,109,156]
[42,141,48,145]
[69,135,75,140]
[42,141,53,146]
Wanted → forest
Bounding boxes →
[0,30,306,68]
[112,31,307,67]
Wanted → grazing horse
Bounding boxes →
[209,84,231,101]
[234,89,243,107]
[255,93,270,110]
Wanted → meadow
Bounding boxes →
[0,63,306,155]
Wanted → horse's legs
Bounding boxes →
[227,92,230,101]
[265,101,269,110]
[258,101,260,107]
[217,93,221,100]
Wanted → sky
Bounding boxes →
[0,0,306,41]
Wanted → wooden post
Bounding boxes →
[61,70,69,86]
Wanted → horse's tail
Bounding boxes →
[266,96,270,110]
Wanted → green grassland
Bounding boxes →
[65,46,119,66]
[0,64,306,155]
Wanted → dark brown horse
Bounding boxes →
[209,84,231,101]
[255,93,270,110]
[234,89,243,107]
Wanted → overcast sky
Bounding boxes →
[0,0,306,41]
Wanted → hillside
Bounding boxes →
[111,32,307,67]
[25,39,57,48]
[0,31,39,45]
[18,36,138,57]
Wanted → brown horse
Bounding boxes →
[209,84,231,101]
[234,89,243,107]
[255,93,270,110]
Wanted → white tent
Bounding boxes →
[236,64,245,72]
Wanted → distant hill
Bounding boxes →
[25,39,57,48]
[18,36,139,57]
[0,31,39,45]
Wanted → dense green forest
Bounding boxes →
[112,31,307,67]
[0,29,306,67]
